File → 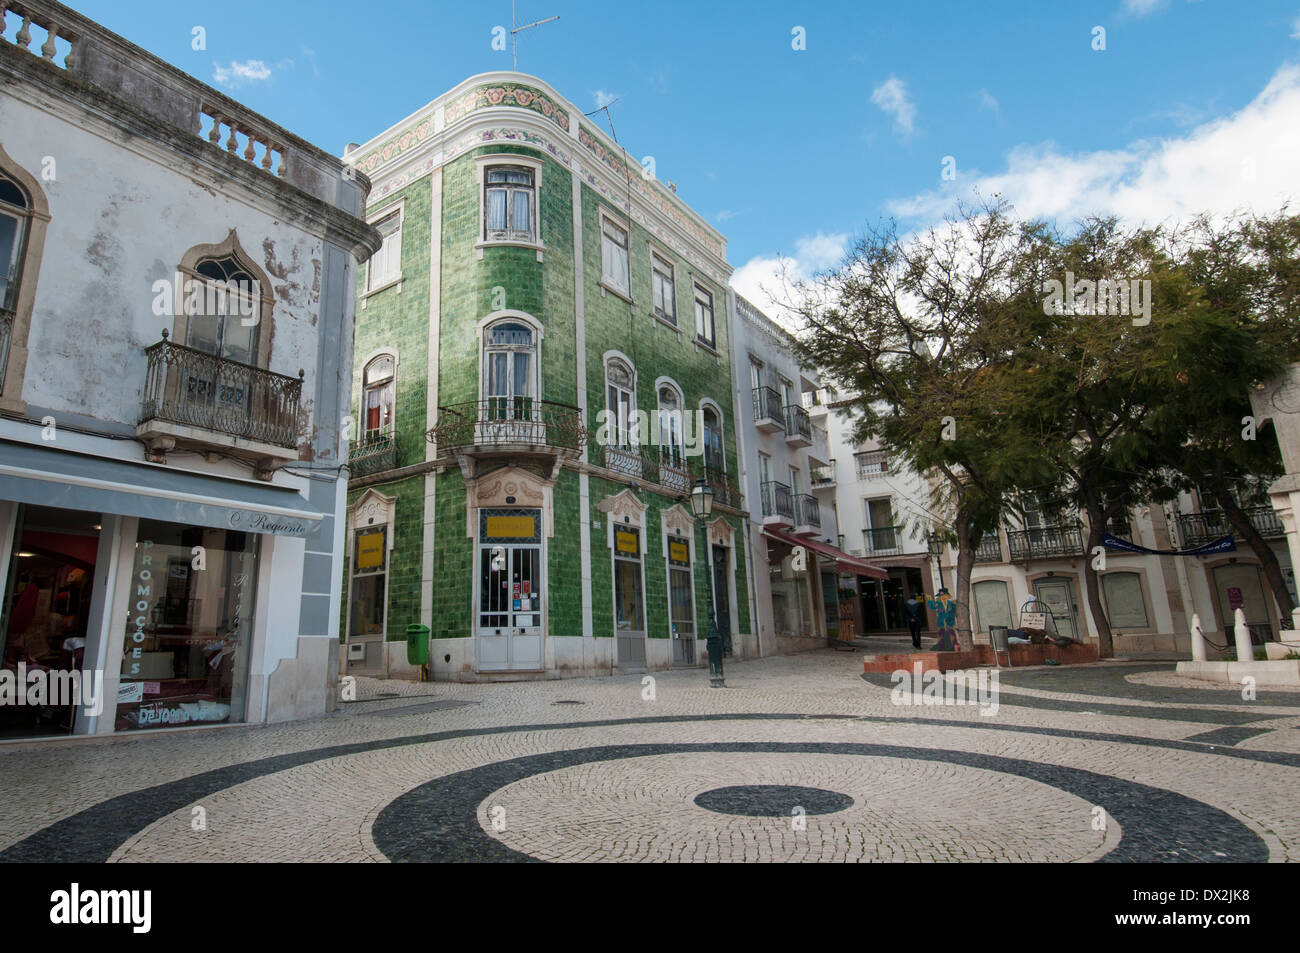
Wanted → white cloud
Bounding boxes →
[976,89,999,116]
[885,64,1300,228]
[1291,15,1300,39]
[1123,0,1166,15]
[592,89,619,110]
[716,210,737,222]
[212,59,272,88]
[871,75,916,137]
[731,233,849,330]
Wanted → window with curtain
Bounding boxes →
[367,212,402,290]
[484,166,535,242]
[605,358,635,448]
[601,217,629,294]
[694,285,715,346]
[484,321,535,409]
[651,253,675,323]
[0,173,29,313]
[362,354,395,439]
[1102,572,1149,628]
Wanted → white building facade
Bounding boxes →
[0,1,378,738]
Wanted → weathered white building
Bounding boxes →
[819,390,1296,655]
[0,1,378,738]
[728,294,884,656]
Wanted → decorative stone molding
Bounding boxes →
[708,515,735,548]
[0,140,52,414]
[351,487,396,530]
[170,229,276,365]
[466,465,553,538]
[596,488,648,528]
[661,503,696,561]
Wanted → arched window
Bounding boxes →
[362,353,395,439]
[0,172,29,313]
[0,144,51,412]
[702,405,724,472]
[482,320,537,424]
[657,385,682,464]
[185,256,260,365]
[605,358,635,448]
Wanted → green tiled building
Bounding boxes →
[340,73,750,679]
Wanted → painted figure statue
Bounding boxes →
[926,588,959,651]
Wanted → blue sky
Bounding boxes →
[65,0,1300,309]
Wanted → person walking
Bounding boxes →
[904,594,923,649]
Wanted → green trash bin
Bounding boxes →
[406,624,430,667]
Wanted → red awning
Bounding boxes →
[763,527,890,579]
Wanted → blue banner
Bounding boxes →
[1101,533,1236,556]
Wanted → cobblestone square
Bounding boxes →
[1,651,1294,863]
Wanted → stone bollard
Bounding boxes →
[1190,613,1207,662]
[1234,608,1255,663]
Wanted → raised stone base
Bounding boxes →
[864,643,1099,674]
[1175,659,1300,686]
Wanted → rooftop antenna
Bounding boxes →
[512,1,560,72]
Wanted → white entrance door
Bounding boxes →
[1034,578,1080,640]
[477,508,544,672]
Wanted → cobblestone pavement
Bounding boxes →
[0,651,1295,862]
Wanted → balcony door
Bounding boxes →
[604,358,639,476]
[865,498,896,552]
[614,528,646,669]
[182,257,260,431]
[483,321,537,442]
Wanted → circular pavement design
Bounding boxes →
[694,783,855,817]
[372,740,1266,863]
[0,713,1280,863]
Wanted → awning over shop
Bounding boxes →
[0,439,323,537]
[763,527,889,579]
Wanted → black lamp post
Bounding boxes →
[689,478,724,688]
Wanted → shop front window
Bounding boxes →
[116,520,257,731]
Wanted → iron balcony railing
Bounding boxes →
[854,450,888,480]
[349,429,398,477]
[592,445,742,509]
[753,385,782,424]
[1178,507,1285,547]
[139,333,302,448]
[1007,524,1085,560]
[811,461,836,487]
[863,525,903,556]
[785,403,812,441]
[430,398,587,453]
[760,480,794,521]
[793,493,821,530]
[974,533,1004,563]
[0,306,13,393]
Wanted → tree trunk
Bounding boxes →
[1082,505,1114,658]
[954,514,976,651]
[1209,480,1297,624]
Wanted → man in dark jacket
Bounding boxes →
[904,595,923,649]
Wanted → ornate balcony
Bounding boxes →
[694,461,743,510]
[973,533,1004,563]
[429,398,586,460]
[863,525,903,556]
[349,429,398,478]
[811,461,836,489]
[753,386,784,433]
[1007,524,1085,560]
[760,480,794,526]
[793,492,821,535]
[785,403,812,447]
[136,333,303,474]
[1178,507,1285,547]
[590,445,742,510]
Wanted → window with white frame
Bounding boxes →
[362,354,395,440]
[483,321,536,402]
[367,211,402,290]
[658,385,685,470]
[601,215,630,295]
[604,357,638,476]
[694,285,715,347]
[651,252,675,323]
[484,165,536,243]
[702,405,724,471]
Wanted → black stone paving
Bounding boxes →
[694,784,854,817]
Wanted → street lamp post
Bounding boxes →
[689,479,725,688]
